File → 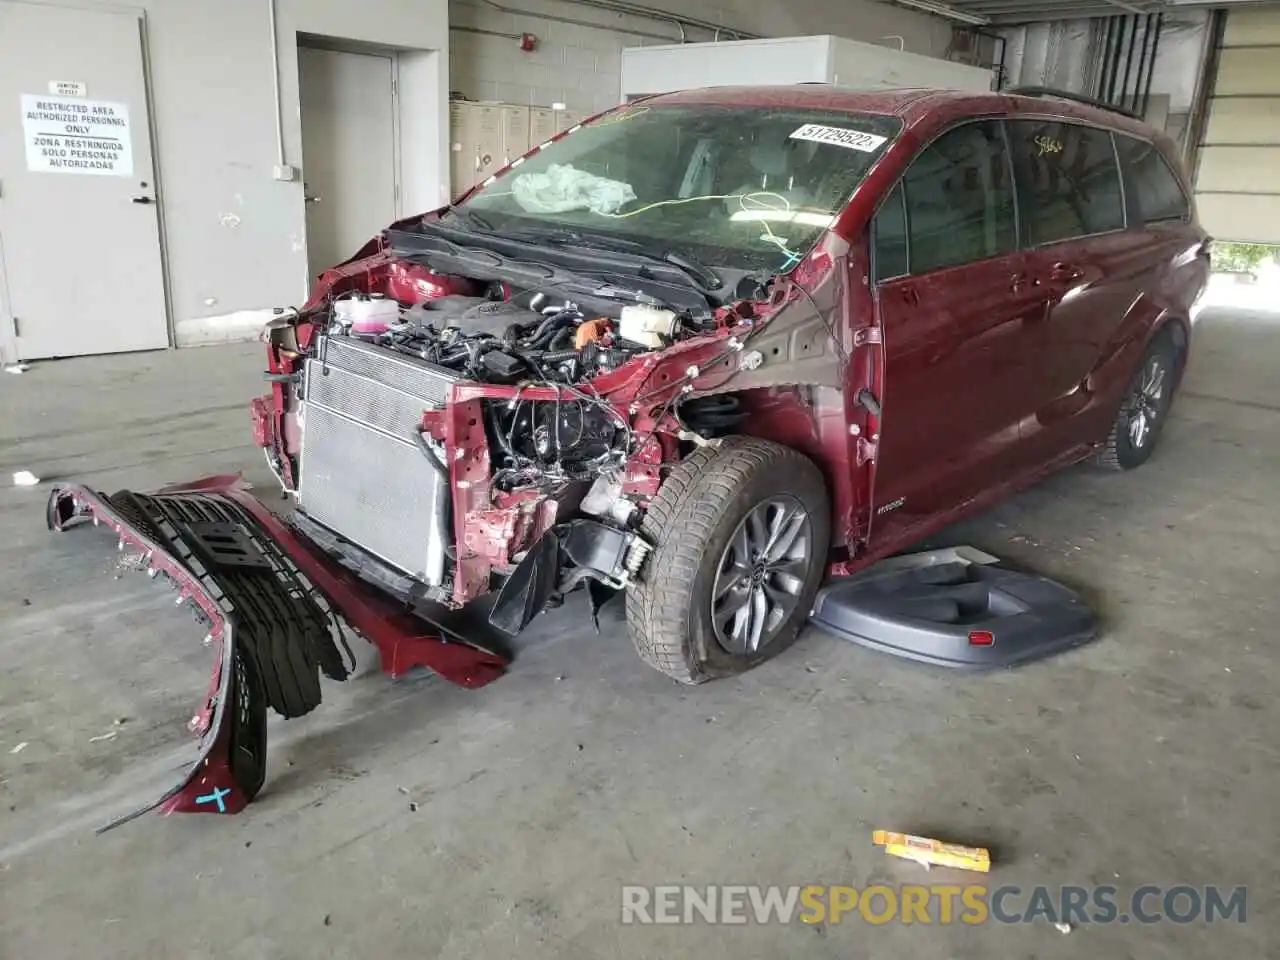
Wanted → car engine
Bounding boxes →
[316,289,698,495]
[358,291,662,386]
[277,284,705,603]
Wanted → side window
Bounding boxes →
[1009,121,1124,245]
[901,121,1017,274]
[873,182,909,281]
[1115,134,1190,224]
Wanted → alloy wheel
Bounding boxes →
[710,496,814,655]
[1128,354,1168,450]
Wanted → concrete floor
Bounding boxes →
[1,308,1277,958]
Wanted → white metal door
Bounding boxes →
[299,47,398,281]
[1194,7,1280,243]
[0,1,168,360]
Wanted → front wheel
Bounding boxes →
[1098,332,1179,471]
[626,438,831,684]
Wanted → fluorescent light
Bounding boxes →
[891,0,990,26]
[730,209,835,228]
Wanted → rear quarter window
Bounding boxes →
[1009,120,1124,245]
[1115,134,1190,225]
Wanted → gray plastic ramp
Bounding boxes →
[809,546,1097,669]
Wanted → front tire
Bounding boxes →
[626,438,830,684]
[1098,332,1179,471]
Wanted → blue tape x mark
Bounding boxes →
[195,786,232,812]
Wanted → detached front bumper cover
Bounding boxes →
[47,476,508,829]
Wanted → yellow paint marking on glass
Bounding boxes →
[1034,135,1063,157]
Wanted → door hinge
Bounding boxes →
[856,435,878,465]
[853,326,882,347]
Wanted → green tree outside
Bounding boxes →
[1212,242,1275,275]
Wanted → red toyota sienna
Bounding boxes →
[51,85,1209,816]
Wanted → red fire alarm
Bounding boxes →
[520,32,537,51]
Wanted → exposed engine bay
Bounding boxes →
[280,284,738,619]
[327,290,679,491]
[254,221,856,626]
[375,293,664,386]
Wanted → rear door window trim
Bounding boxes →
[870,111,1188,282]
[1005,116,1130,249]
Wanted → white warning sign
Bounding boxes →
[48,81,87,97]
[21,94,133,176]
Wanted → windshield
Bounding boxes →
[455,103,902,273]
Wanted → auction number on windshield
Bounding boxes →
[789,124,888,153]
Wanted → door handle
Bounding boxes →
[898,286,920,306]
[304,193,322,204]
[1049,262,1084,282]
[1011,270,1046,293]
[132,196,154,204]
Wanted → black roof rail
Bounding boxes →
[1005,86,1143,122]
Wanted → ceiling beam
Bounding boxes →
[984,6,1136,21]
[958,0,1160,13]
[958,0,1100,10]
[961,0,1105,12]
[889,0,991,24]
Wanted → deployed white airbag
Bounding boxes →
[511,163,637,215]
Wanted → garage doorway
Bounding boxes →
[298,45,400,280]
[1193,7,1280,243]
[0,1,168,361]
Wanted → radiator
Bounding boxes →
[297,337,459,585]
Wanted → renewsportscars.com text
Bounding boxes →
[621,884,1247,926]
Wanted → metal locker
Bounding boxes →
[448,101,504,195]
[555,109,582,133]
[472,104,504,184]
[530,108,558,148]
[500,105,530,165]
[449,101,474,197]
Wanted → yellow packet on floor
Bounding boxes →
[872,830,991,873]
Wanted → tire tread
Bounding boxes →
[627,438,827,684]
[1097,329,1179,472]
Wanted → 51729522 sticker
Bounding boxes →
[789,124,889,153]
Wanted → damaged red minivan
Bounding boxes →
[50,85,1208,819]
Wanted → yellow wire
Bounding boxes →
[732,193,802,260]
[596,190,789,219]
[598,190,805,262]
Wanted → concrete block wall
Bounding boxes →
[448,0,954,116]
